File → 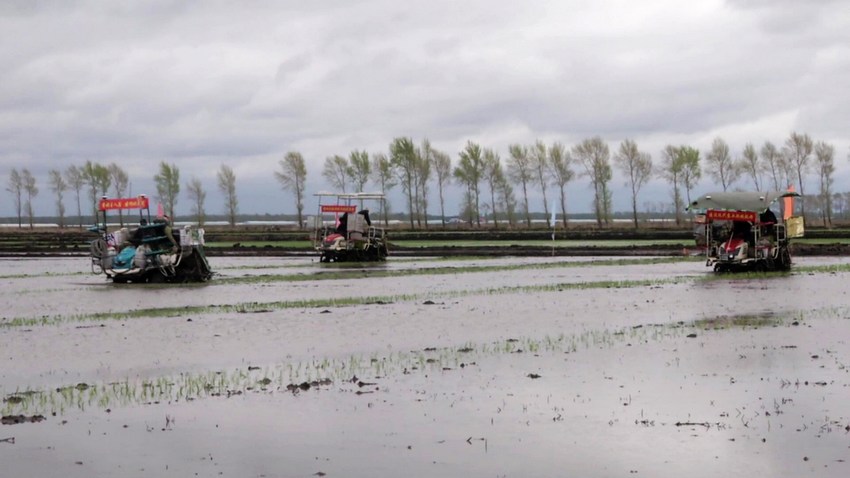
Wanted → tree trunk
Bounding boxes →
[521,181,530,227]
[489,187,499,229]
[559,185,568,228]
[632,195,639,229]
[438,183,446,228]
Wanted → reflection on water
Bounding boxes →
[2,256,850,477]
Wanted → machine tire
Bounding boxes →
[777,246,792,271]
[147,272,165,284]
[365,245,379,261]
[765,257,776,271]
[90,238,108,259]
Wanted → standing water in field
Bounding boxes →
[2,255,849,477]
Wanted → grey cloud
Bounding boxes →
[2,0,849,218]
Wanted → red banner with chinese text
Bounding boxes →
[321,204,357,213]
[98,197,150,211]
[706,210,757,222]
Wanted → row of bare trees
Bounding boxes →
[4,162,239,229]
[663,132,838,227]
[5,131,844,229]
[275,136,650,229]
[274,131,840,230]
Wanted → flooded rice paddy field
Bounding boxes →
[2,255,850,477]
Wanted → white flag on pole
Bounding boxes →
[551,210,556,241]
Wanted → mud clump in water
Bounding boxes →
[2,414,46,425]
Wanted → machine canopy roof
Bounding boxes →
[313,191,385,200]
[688,191,800,213]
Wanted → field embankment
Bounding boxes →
[1,224,848,257]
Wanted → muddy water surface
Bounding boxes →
[2,255,849,477]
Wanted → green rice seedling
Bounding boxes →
[691,312,786,330]
[0,273,694,328]
[0,271,89,280]
[215,263,313,271]
[0,306,831,417]
[795,263,850,274]
[212,257,689,287]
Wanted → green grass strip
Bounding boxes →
[2,276,686,328]
[4,258,845,328]
[214,256,693,285]
[2,308,812,417]
[0,271,89,280]
[794,263,850,274]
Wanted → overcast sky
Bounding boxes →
[2,0,849,219]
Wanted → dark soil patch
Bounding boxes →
[2,415,46,425]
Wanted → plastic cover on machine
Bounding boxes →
[786,216,805,238]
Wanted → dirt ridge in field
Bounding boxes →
[1,227,847,257]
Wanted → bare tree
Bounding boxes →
[431,150,452,227]
[834,192,849,220]
[84,161,111,218]
[21,168,38,229]
[507,144,533,227]
[738,143,762,191]
[495,171,517,227]
[614,139,653,229]
[390,137,417,228]
[548,142,574,228]
[370,152,397,226]
[678,146,701,206]
[186,177,206,226]
[705,137,738,191]
[760,141,785,190]
[275,151,307,229]
[658,145,684,225]
[416,140,433,228]
[65,165,86,229]
[783,131,813,222]
[322,155,350,193]
[348,150,371,193]
[49,169,68,228]
[531,140,551,226]
[842,192,850,221]
[6,168,23,228]
[572,137,612,226]
[153,162,179,219]
[348,150,373,215]
[482,148,504,228]
[454,141,485,226]
[814,141,835,227]
[217,164,238,227]
[108,163,129,226]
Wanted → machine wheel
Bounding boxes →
[776,246,792,271]
[147,272,166,284]
[764,256,776,271]
[179,253,212,282]
[364,245,380,261]
[90,238,108,259]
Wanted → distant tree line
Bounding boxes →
[4,161,238,229]
[4,131,845,229]
[274,131,841,230]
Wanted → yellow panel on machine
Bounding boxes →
[785,216,805,238]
